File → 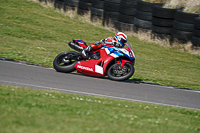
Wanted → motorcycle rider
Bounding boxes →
[81,32,128,59]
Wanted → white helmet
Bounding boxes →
[114,32,128,47]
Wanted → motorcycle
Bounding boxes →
[53,39,135,81]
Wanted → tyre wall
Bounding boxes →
[54,0,65,10]
[91,0,104,21]
[38,0,200,47]
[78,0,91,15]
[172,9,199,43]
[116,0,137,32]
[103,0,121,26]
[152,5,177,41]
[192,17,200,47]
[64,0,79,10]
[134,0,163,33]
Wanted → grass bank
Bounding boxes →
[0,84,200,133]
[0,0,200,90]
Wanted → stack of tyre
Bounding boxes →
[54,0,65,10]
[172,9,199,43]
[64,0,79,10]
[78,0,91,15]
[90,0,104,21]
[151,5,177,40]
[134,0,163,32]
[116,0,137,32]
[103,0,121,26]
[192,17,200,47]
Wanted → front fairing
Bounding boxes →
[103,42,135,62]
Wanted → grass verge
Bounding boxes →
[0,84,200,133]
[0,0,200,90]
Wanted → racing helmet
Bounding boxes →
[114,32,128,47]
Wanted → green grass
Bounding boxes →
[0,84,200,133]
[0,0,200,90]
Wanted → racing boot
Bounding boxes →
[80,45,93,59]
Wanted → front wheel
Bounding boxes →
[107,62,135,81]
[53,51,79,73]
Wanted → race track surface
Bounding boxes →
[0,60,200,110]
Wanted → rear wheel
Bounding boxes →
[53,51,79,73]
[107,62,134,81]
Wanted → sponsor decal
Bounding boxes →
[95,65,103,74]
[77,65,93,71]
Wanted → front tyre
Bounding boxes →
[107,62,135,81]
[53,51,79,73]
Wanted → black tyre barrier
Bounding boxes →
[172,29,193,43]
[77,1,91,15]
[175,9,199,24]
[103,0,121,26]
[194,17,200,30]
[78,0,91,10]
[80,0,91,2]
[91,0,104,9]
[152,25,172,34]
[173,20,194,32]
[64,0,79,10]
[104,1,120,12]
[152,17,174,27]
[119,0,137,16]
[64,0,79,6]
[152,5,177,19]
[116,0,137,32]
[134,14,152,31]
[119,8,137,16]
[192,17,200,47]
[54,0,65,10]
[135,10,152,21]
[134,17,152,29]
[136,0,163,12]
[151,6,177,40]
[106,0,121,4]
[134,1,163,32]
[91,0,104,21]
[91,7,104,21]
[39,0,200,46]
[191,36,200,47]
[193,29,200,38]
[115,21,134,31]
[120,0,137,9]
[103,11,119,26]
[118,14,135,24]
[173,10,199,42]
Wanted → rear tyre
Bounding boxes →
[107,62,134,81]
[53,51,79,73]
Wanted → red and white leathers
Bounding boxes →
[81,37,118,59]
[81,32,128,59]
[91,36,119,49]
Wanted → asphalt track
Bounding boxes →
[0,60,200,110]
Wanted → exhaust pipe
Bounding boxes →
[68,42,84,51]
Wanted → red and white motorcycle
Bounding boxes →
[53,39,135,81]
